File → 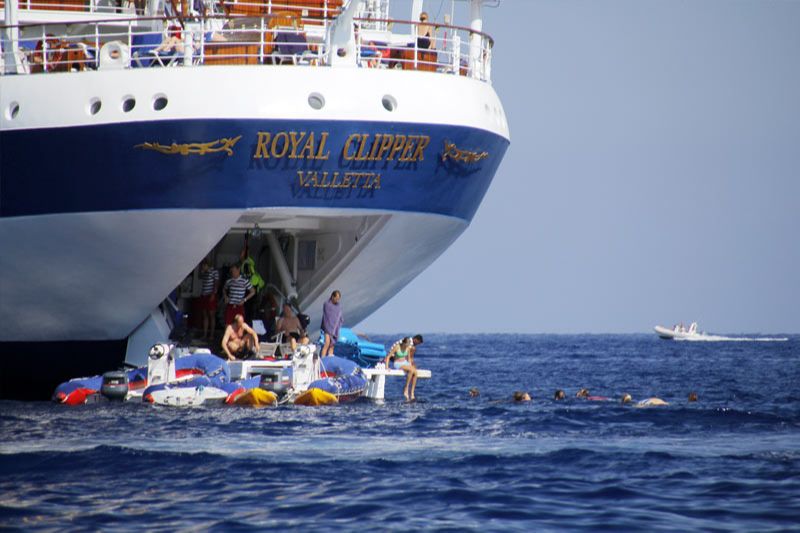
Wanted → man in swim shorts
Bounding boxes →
[221,314,259,361]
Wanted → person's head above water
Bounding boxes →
[621,393,633,404]
[468,387,480,398]
[688,392,698,402]
[576,388,589,398]
[513,391,531,402]
[554,389,566,400]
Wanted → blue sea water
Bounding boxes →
[1,334,799,531]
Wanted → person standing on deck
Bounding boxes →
[223,264,255,325]
[197,259,219,340]
[320,290,343,357]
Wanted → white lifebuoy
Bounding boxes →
[99,40,130,70]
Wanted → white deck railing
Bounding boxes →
[0,10,494,81]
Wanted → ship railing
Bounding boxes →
[0,12,494,81]
[2,0,142,16]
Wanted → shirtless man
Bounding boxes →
[221,314,259,361]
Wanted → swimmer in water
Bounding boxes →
[688,392,698,402]
[513,391,531,402]
[469,387,480,398]
[587,394,610,401]
[554,389,566,400]
[637,397,669,407]
[576,388,589,398]
[621,393,669,407]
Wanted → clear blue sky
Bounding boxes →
[360,0,800,334]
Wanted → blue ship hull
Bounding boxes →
[1,119,508,220]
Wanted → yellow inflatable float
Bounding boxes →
[234,388,278,407]
[294,388,338,406]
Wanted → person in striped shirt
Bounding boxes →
[197,259,219,340]
[223,263,255,325]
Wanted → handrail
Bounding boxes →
[353,16,495,48]
[1,12,495,81]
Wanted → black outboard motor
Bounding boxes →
[259,368,290,398]
[100,370,129,401]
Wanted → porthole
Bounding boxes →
[308,92,325,110]
[6,101,20,120]
[153,95,168,111]
[122,96,136,113]
[88,98,102,116]
[381,94,397,112]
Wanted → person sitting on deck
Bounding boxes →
[384,337,418,402]
[388,334,424,355]
[416,11,434,49]
[275,303,304,352]
[221,314,259,361]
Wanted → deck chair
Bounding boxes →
[131,32,180,67]
[257,341,280,358]
[266,332,296,359]
[272,29,309,65]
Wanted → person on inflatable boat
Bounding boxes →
[321,290,344,357]
[221,314,259,361]
[384,336,420,401]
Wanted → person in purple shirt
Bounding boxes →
[321,290,343,357]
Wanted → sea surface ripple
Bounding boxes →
[1,334,799,531]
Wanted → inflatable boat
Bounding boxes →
[298,355,368,404]
[53,345,238,405]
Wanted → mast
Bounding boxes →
[469,0,482,79]
[2,0,21,74]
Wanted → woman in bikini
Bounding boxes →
[384,337,418,401]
